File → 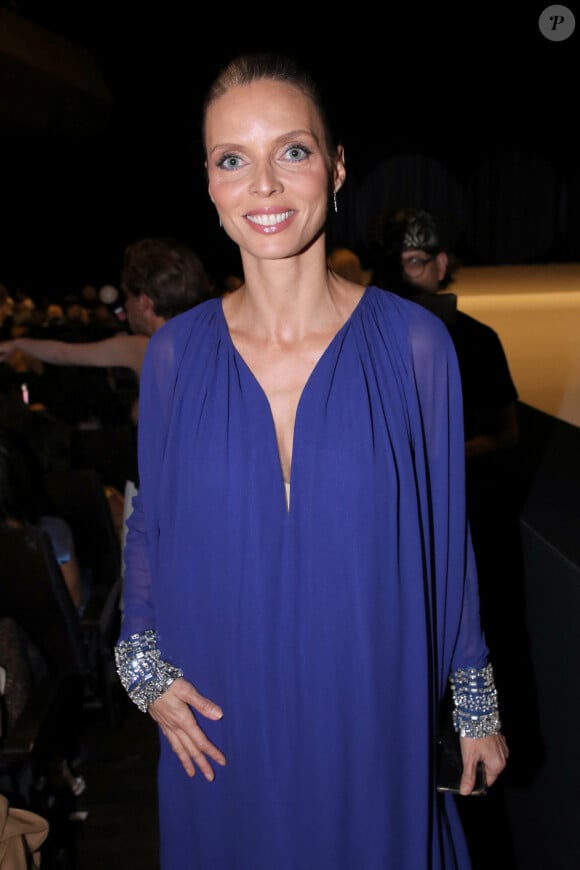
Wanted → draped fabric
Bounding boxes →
[120,286,488,869]
[0,795,48,870]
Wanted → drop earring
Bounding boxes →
[333,191,338,214]
[219,215,223,228]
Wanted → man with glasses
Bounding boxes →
[368,207,539,867]
[367,207,519,461]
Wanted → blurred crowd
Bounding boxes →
[0,279,137,428]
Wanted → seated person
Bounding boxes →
[0,435,83,610]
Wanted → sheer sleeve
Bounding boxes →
[406,302,500,734]
[117,316,185,640]
[118,487,155,637]
[115,317,188,709]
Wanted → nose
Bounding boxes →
[249,160,283,197]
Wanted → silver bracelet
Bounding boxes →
[114,629,183,713]
[450,663,502,738]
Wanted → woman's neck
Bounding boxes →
[227,260,360,343]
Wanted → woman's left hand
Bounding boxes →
[459,732,509,795]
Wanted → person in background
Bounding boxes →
[0,236,210,383]
[367,207,519,462]
[10,287,36,328]
[222,273,244,293]
[0,434,83,611]
[368,206,538,867]
[79,282,100,322]
[0,283,14,336]
[115,52,507,870]
[366,207,523,616]
[42,303,66,329]
[327,246,371,285]
[0,425,89,798]
[0,237,211,572]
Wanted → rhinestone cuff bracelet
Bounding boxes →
[115,629,183,713]
[450,663,501,738]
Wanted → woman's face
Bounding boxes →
[205,79,344,262]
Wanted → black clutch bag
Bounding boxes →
[436,686,487,796]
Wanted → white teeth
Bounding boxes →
[246,211,293,226]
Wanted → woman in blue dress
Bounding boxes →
[115,52,508,869]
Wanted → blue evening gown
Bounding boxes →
[120,286,485,869]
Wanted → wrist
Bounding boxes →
[450,663,501,738]
[115,629,183,713]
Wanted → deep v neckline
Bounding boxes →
[218,288,369,503]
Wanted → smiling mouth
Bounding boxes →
[246,210,295,227]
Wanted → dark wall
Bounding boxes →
[504,403,580,868]
[4,133,578,301]
[1,6,578,296]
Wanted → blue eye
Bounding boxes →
[218,154,243,171]
[284,144,311,162]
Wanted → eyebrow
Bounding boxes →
[278,128,317,141]
[208,128,320,158]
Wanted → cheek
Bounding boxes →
[125,300,139,323]
[207,174,242,211]
[208,165,330,209]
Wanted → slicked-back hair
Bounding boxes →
[201,52,339,168]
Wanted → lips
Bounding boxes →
[245,210,295,233]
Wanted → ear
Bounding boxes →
[333,145,346,194]
[139,292,155,315]
[435,252,448,282]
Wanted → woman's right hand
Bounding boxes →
[148,677,226,780]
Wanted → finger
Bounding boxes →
[161,726,197,777]
[158,722,212,780]
[185,686,224,721]
[158,696,227,766]
[182,735,222,781]
[169,725,226,781]
[458,767,478,796]
[189,726,227,768]
[482,756,507,788]
[169,679,224,721]
[154,707,226,779]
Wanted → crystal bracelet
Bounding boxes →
[114,629,183,713]
[450,663,501,738]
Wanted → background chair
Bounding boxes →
[0,524,88,865]
[41,468,125,726]
[70,425,138,494]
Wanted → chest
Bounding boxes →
[232,334,334,481]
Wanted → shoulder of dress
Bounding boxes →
[158,298,221,335]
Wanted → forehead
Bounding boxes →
[205,79,322,144]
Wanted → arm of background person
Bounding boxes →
[38,514,83,610]
[0,334,149,376]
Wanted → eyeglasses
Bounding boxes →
[401,255,434,278]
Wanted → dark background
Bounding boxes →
[1,2,578,298]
